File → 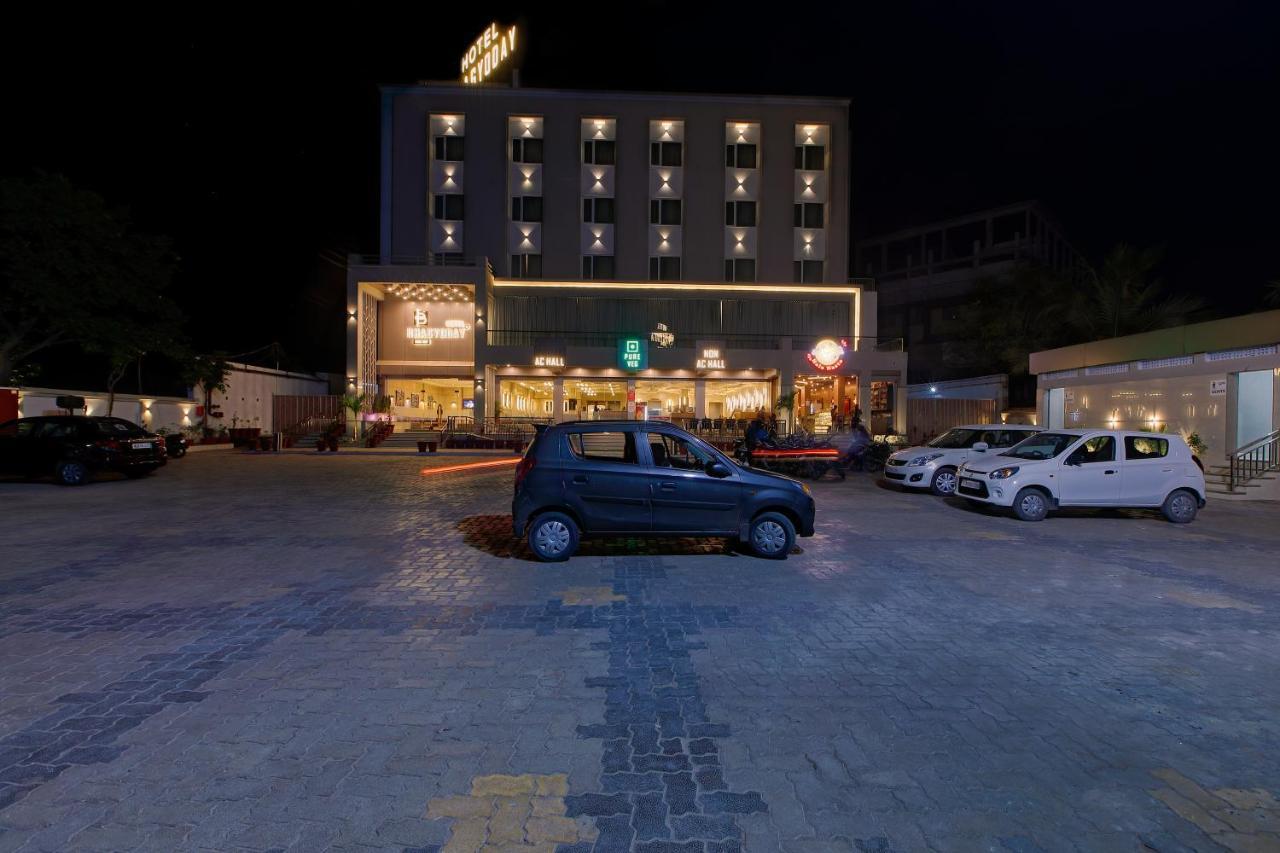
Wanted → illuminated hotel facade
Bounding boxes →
[347,82,907,434]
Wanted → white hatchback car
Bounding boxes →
[883,424,1041,496]
[956,429,1207,522]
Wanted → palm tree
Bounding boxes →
[1070,245,1202,340]
[943,264,1075,376]
[1264,279,1280,308]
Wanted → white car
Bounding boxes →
[883,424,1041,496]
[956,429,1207,523]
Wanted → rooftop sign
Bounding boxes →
[461,23,518,84]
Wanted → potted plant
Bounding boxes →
[1184,431,1207,457]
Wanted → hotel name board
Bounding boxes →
[406,309,471,346]
[461,22,519,84]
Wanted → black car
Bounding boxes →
[0,416,168,485]
[512,420,816,561]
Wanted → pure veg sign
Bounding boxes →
[618,337,648,371]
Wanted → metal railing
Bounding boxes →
[485,330,904,352]
[1230,428,1280,491]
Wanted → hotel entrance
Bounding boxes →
[384,377,472,429]
[794,375,859,433]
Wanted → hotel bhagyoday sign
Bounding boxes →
[461,22,519,84]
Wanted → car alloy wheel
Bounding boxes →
[534,520,571,556]
[56,461,88,486]
[1165,490,1198,524]
[1014,488,1048,522]
[932,467,957,496]
[752,520,787,554]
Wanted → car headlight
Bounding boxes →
[908,452,944,466]
[988,466,1020,480]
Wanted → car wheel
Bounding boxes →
[55,460,90,486]
[1012,488,1049,522]
[171,447,187,458]
[528,512,579,562]
[930,466,958,496]
[748,512,796,560]
[1162,489,1199,524]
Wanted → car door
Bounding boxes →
[1119,435,1174,506]
[1056,434,1122,505]
[643,432,741,535]
[561,430,651,533]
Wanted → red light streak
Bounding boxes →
[420,457,522,476]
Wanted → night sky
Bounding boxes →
[5,2,1278,378]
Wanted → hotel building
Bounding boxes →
[347,82,906,434]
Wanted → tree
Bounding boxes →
[340,392,367,437]
[0,172,181,385]
[185,353,231,434]
[1069,245,1202,340]
[942,264,1075,376]
[1265,279,1280,308]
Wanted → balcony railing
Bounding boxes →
[348,254,492,270]
[485,330,903,352]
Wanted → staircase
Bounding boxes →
[380,429,442,448]
[1204,429,1280,500]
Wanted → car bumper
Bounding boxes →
[882,463,933,487]
[512,492,533,538]
[956,471,1021,506]
[798,498,816,537]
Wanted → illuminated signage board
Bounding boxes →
[650,323,675,348]
[461,22,518,84]
[534,355,564,367]
[406,309,472,346]
[618,337,648,371]
[696,348,726,370]
[806,338,847,371]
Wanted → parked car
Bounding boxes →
[883,424,1042,495]
[0,416,168,485]
[512,420,816,561]
[956,429,1206,523]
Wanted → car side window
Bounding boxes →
[1066,435,1116,465]
[566,431,637,464]
[645,433,716,473]
[1124,436,1169,460]
[995,430,1029,447]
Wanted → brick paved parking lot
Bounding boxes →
[1,452,1278,852]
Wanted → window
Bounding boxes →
[567,431,637,463]
[511,137,544,163]
[583,139,616,165]
[433,194,464,220]
[1066,435,1116,465]
[725,143,757,168]
[794,145,826,170]
[650,141,683,167]
[583,197,615,223]
[794,260,824,283]
[646,433,717,473]
[582,255,616,279]
[650,199,682,225]
[511,196,543,222]
[510,254,543,278]
[996,430,1037,448]
[725,201,757,227]
[793,203,824,228]
[724,258,756,282]
[649,257,681,280]
[1125,436,1169,460]
[433,136,465,161]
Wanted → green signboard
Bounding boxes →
[617,336,648,371]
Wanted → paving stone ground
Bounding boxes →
[1,451,1278,852]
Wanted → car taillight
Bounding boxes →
[96,438,122,451]
[514,454,536,488]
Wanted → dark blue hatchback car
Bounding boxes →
[512,420,815,561]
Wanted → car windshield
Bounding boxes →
[928,429,980,449]
[95,418,147,438]
[1002,432,1079,460]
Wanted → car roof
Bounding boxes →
[547,419,686,431]
[1035,428,1175,438]
[951,424,1038,430]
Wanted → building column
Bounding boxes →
[856,371,872,425]
[626,379,637,419]
[694,379,706,419]
[552,378,565,423]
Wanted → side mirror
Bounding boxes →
[706,461,731,478]
[973,442,990,452]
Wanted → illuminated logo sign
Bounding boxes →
[534,355,564,367]
[696,348,726,370]
[461,22,518,84]
[650,323,675,348]
[806,338,847,371]
[406,311,472,347]
[618,337,648,371]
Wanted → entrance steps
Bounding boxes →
[1203,464,1280,500]
[380,430,442,448]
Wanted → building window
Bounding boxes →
[433,194,464,220]
[725,201,757,227]
[583,197,615,223]
[725,143,757,169]
[794,145,826,170]
[511,254,543,278]
[649,199,682,225]
[724,258,756,282]
[511,196,543,222]
[794,260,824,283]
[582,255,616,279]
[649,256,681,280]
[583,139,616,165]
[793,203,825,228]
[650,141,683,167]
[433,136,465,162]
[511,137,544,164]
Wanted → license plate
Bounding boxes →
[133,441,154,449]
[960,477,981,489]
